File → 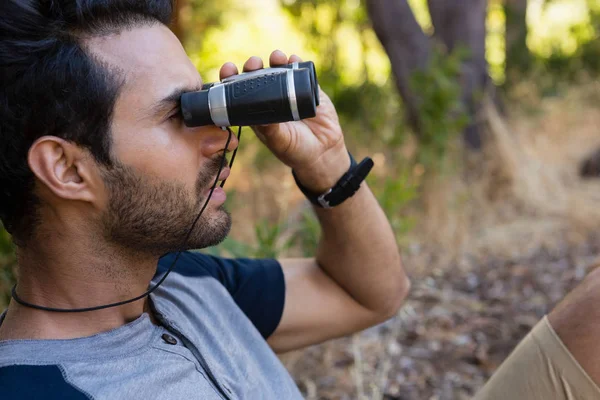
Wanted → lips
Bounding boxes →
[205,167,229,204]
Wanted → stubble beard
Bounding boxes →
[100,157,231,257]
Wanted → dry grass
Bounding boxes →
[409,83,600,264]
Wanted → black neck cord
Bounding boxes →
[11,126,243,313]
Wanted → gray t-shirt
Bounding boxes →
[0,252,303,399]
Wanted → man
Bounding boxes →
[0,1,409,399]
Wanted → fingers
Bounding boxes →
[243,56,264,72]
[220,51,303,82]
[288,54,303,64]
[219,56,263,82]
[269,50,288,67]
[268,50,303,66]
[219,62,239,81]
[269,50,302,67]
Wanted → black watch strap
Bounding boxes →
[293,152,374,208]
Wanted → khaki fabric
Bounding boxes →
[475,316,600,400]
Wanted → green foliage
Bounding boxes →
[0,226,16,309]
[205,218,296,259]
[369,166,418,241]
[280,0,371,88]
[292,210,321,257]
[535,18,600,81]
[253,219,295,258]
[177,0,237,50]
[410,46,470,171]
[201,236,254,258]
[504,2,531,83]
[510,0,600,92]
[333,81,405,151]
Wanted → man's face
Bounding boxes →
[88,24,236,255]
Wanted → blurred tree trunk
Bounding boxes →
[171,0,189,44]
[365,0,430,135]
[504,0,530,85]
[367,0,489,150]
[427,0,489,149]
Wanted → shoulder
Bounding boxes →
[0,364,91,399]
[154,251,286,339]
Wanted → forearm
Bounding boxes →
[294,149,410,316]
[314,182,409,315]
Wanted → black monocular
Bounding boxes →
[181,61,320,127]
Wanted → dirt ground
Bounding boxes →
[282,238,600,399]
[279,85,600,399]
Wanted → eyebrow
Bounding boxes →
[143,84,203,120]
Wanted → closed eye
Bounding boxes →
[167,108,183,122]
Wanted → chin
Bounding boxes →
[188,207,232,250]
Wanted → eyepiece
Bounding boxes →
[181,89,212,127]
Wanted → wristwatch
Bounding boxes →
[292,152,374,208]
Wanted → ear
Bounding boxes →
[28,136,100,204]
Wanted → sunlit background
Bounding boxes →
[181,0,598,84]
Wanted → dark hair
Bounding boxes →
[0,0,174,245]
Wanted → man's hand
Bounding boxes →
[219,50,351,193]
[220,50,409,353]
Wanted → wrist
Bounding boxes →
[293,151,374,209]
[292,148,351,193]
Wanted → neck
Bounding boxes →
[0,227,160,340]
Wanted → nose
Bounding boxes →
[198,126,239,157]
